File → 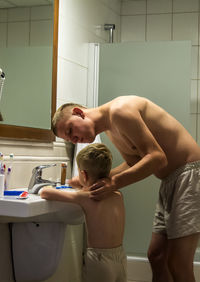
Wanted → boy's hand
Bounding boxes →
[68,176,82,189]
[89,178,116,200]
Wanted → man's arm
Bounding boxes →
[110,162,130,177]
[90,108,167,199]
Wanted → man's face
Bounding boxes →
[56,113,95,144]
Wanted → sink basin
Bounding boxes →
[0,188,84,224]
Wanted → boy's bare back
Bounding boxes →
[40,187,125,249]
[81,190,125,248]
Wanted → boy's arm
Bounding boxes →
[68,176,82,189]
[40,186,89,206]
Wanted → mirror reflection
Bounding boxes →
[0,0,56,141]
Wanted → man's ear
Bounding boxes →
[80,170,88,183]
[72,107,85,119]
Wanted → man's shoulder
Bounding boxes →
[110,95,144,114]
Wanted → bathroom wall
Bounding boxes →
[120,1,200,280]
[0,5,53,47]
[0,0,121,281]
[121,0,200,145]
[56,0,121,109]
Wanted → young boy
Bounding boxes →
[40,143,126,282]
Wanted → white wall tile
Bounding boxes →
[197,115,200,144]
[8,7,30,22]
[198,47,200,79]
[191,46,198,79]
[7,22,29,46]
[121,15,146,42]
[173,0,199,13]
[58,16,89,67]
[87,32,107,44]
[173,13,198,45]
[0,23,7,47]
[147,0,172,14]
[198,80,200,113]
[101,0,121,15]
[0,9,7,22]
[57,58,87,106]
[59,0,120,43]
[31,5,53,20]
[30,20,53,46]
[59,0,82,24]
[191,80,198,113]
[1,5,53,48]
[121,0,146,16]
[147,14,172,41]
[189,114,197,141]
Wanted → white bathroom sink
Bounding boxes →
[0,188,84,224]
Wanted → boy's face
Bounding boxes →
[56,109,95,144]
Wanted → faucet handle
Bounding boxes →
[32,164,56,174]
[28,164,57,191]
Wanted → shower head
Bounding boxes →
[104,24,115,43]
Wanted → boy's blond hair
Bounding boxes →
[76,143,112,182]
[52,103,86,135]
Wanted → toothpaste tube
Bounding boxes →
[17,191,29,199]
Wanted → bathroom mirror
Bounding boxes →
[0,0,59,142]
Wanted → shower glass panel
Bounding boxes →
[97,41,191,257]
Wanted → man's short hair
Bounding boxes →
[52,103,86,135]
[76,143,112,182]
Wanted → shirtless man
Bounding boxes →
[40,143,126,282]
[52,95,200,282]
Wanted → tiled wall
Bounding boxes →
[0,5,53,47]
[56,0,121,110]
[121,0,200,144]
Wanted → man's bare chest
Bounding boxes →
[106,130,141,165]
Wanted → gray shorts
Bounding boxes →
[153,161,200,239]
[83,246,127,282]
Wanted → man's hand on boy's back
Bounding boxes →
[89,177,116,201]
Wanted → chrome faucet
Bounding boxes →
[28,164,59,194]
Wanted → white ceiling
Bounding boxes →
[0,0,53,8]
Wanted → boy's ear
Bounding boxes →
[80,170,88,183]
[72,107,85,119]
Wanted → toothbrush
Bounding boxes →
[0,153,3,168]
[4,167,11,191]
[0,69,5,103]
[5,154,14,190]
[0,154,4,174]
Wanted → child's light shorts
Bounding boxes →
[83,245,127,282]
[153,161,200,239]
